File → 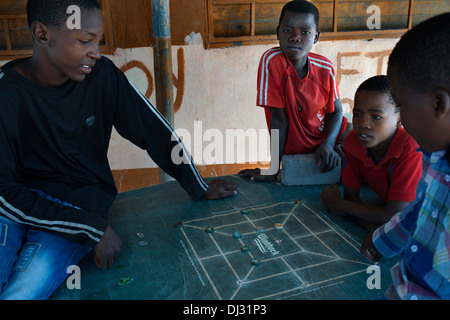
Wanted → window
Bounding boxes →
[0,0,115,59]
[206,0,450,48]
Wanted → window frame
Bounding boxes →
[0,0,115,60]
[205,0,417,48]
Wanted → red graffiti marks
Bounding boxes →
[173,48,185,113]
[120,60,154,98]
[119,48,185,114]
[336,49,393,113]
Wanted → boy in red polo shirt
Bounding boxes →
[239,0,349,182]
[321,75,422,232]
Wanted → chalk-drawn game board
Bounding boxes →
[51,175,396,300]
[177,199,376,300]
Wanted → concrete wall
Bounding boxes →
[0,36,399,191]
[106,37,398,169]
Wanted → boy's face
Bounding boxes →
[277,11,319,63]
[41,9,104,84]
[353,90,400,151]
[388,65,450,153]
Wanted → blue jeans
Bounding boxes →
[0,214,91,300]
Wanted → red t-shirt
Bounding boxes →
[342,127,422,203]
[257,47,348,155]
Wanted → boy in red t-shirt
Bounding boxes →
[321,75,422,232]
[240,0,349,182]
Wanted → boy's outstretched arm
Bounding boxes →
[316,99,344,172]
[239,107,288,182]
[110,63,238,201]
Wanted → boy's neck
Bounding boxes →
[291,56,309,79]
[369,129,397,165]
[12,54,70,88]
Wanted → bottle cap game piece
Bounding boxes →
[233,231,242,239]
[173,221,183,228]
[255,226,264,233]
[117,278,132,286]
[251,258,261,266]
[294,199,303,204]
[205,226,215,233]
[241,245,249,252]
[274,223,283,230]
[240,209,250,215]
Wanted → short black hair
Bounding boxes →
[279,0,320,30]
[388,12,450,93]
[356,75,399,113]
[27,0,101,29]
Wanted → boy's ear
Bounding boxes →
[396,114,402,127]
[433,88,450,119]
[314,30,320,44]
[30,21,50,48]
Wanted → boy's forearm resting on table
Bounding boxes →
[322,100,343,147]
[269,107,289,173]
[336,194,408,226]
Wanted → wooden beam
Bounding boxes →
[407,0,415,28]
[151,0,174,183]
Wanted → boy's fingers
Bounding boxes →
[239,168,260,177]
[315,153,322,167]
[221,189,238,198]
[251,174,277,182]
[94,254,107,269]
[225,181,239,189]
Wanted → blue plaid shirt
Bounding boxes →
[373,149,450,300]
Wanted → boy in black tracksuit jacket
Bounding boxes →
[0,0,237,299]
[0,56,215,246]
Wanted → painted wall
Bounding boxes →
[105,37,398,168]
[0,36,399,191]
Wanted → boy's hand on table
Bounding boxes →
[315,143,341,172]
[203,179,238,200]
[360,232,383,263]
[94,225,123,269]
[321,183,342,211]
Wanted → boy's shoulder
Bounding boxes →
[307,52,336,76]
[393,126,420,154]
[0,59,25,94]
[308,52,334,66]
[261,47,284,57]
[91,55,116,75]
[260,47,285,66]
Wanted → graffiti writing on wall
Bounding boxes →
[119,47,185,114]
[336,49,392,113]
[0,47,392,117]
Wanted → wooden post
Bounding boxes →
[152,0,173,183]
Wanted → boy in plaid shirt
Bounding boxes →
[361,13,450,299]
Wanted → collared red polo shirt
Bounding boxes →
[342,127,422,203]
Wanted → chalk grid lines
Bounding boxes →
[178,201,370,300]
